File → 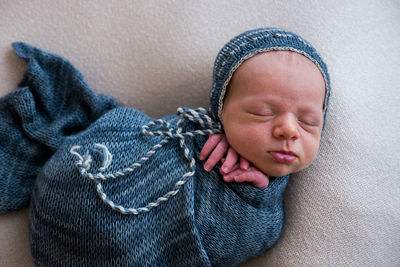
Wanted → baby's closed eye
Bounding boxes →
[246,107,274,117]
[297,116,322,127]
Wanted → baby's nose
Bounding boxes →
[272,115,300,140]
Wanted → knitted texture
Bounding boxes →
[209,28,331,127]
[0,43,290,266]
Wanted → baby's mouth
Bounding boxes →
[269,151,297,163]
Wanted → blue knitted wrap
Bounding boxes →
[0,42,290,266]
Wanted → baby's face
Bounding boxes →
[221,51,325,177]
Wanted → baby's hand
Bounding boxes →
[199,134,269,188]
[220,158,269,188]
[199,134,246,172]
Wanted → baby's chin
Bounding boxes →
[264,168,292,178]
[256,162,309,178]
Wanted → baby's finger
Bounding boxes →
[239,157,250,170]
[222,166,243,181]
[199,134,223,160]
[203,137,229,172]
[220,162,240,175]
[223,174,235,182]
[235,170,269,188]
[220,148,238,174]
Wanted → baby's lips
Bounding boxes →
[269,151,297,163]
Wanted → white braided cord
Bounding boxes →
[70,107,221,215]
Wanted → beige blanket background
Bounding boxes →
[0,1,399,266]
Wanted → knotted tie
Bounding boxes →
[70,107,222,215]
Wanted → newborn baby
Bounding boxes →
[0,28,330,266]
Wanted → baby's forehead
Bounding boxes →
[228,51,326,109]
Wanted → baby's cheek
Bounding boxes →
[301,137,321,168]
[231,126,265,158]
[225,128,248,154]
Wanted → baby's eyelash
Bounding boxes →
[298,119,319,127]
[246,109,274,116]
[249,112,274,118]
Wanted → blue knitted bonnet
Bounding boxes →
[209,28,331,128]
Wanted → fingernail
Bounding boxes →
[199,155,204,160]
[222,167,229,173]
[204,164,210,171]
